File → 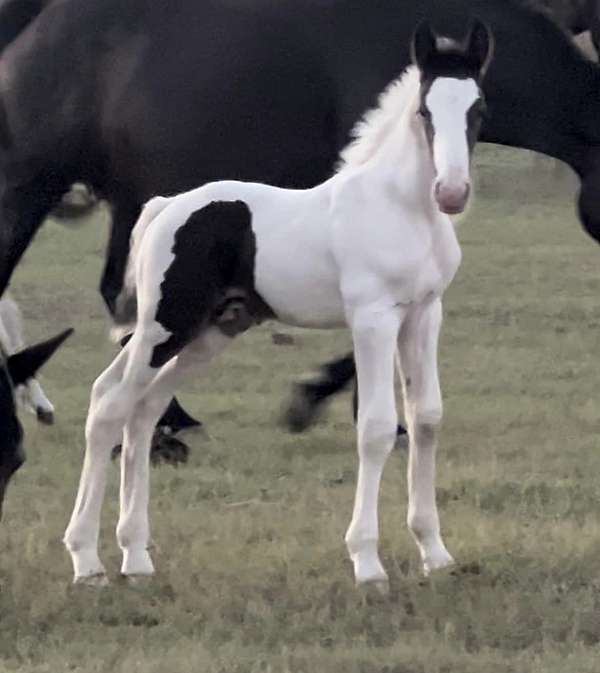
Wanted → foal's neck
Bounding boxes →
[352,97,436,208]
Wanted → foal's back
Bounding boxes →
[138,178,348,331]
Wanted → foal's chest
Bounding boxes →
[410,222,462,299]
[336,211,462,305]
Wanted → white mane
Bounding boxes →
[337,65,421,171]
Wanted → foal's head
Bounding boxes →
[0,328,73,519]
[412,20,494,215]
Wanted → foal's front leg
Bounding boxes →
[345,305,405,587]
[398,298,454,575]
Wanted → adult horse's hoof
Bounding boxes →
[36,408,54,425]
[112,429,190,466]
[150,430,190,465]
[282,383,322,433]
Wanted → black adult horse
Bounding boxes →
[539,0,600,50]
[0,0,600,482]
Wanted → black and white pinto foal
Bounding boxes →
[64,21,494,586]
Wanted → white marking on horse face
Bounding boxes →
[425,78,479,214]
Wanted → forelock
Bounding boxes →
[419,42,483,82]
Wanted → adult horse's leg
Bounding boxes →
[0,179,66,295]
[100,198,140,315]
[285,353,356,431]
[590,0,600,54]
[285,351,407,437]
[397,299,453,575]
[117,329,230,579]
[102,199,201,460]
[345,305,404,589]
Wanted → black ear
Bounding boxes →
[467,19,494,77]
[411,21,438,70]
[7,328,73,385]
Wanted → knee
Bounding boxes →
[413,405,443,428]
[358,413,398,456]
[90,372,115,406]
[85,389,131,443]
[411,390,443,428]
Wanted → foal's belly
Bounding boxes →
[255,263,347,328]
[253,231,347,328]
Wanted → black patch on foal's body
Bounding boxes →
[151,200,273,368]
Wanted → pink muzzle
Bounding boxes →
[434,180,471,215]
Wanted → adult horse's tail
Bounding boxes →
[0,0,48,55]
[111,196,173,340]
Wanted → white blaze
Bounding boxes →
[425,77,479,190]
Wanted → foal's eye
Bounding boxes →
[417,106,428,118]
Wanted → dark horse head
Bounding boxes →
[0,328,72,518]
[412,19,494,214]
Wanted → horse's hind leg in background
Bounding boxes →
[345,305,405,589]
[0,177,70,295]
[284,351,407,437]
[285,352,356,431]
[397,298,454,575]
[116,328,231,579]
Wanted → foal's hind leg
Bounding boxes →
[64,333,165,582]
[398,299,454,575]
[63,346,133,582]
[116,329,231,578]
[117,356,182,578]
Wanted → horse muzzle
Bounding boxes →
[434,180,471,215]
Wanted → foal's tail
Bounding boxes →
[111,196,172,342]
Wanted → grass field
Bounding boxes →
[2,146,600,672]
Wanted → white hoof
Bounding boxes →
[66,546,107,584]
[122,574,154,587]
[348,539,389,587]
[74,572,109,587]
[120,548,155,578]
[423,546,455,576]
